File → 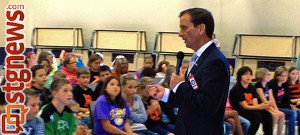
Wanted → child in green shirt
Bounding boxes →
[40,78,89,135]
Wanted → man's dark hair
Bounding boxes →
[179,8,214,38]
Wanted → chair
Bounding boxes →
[89,101,96,130]
[153,77,163,85]
[87,83,98,91]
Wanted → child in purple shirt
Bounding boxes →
[93,76,137,135]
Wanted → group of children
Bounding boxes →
[0,51,180,135]
[227,65,300,135]
[3,49,300,135]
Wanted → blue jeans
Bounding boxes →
[224,121,232,135]
[279,108,300,135]
[134,130,159,135]
[78,116,92,129]
[150,123,175,135]
[239,115,250,135]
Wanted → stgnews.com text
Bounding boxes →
[1,3,31,134]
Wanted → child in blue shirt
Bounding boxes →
[121,75,158,135]
[21,88,45,135]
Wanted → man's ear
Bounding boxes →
[197,24,206,35]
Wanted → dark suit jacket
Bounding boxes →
[168,43,230,135]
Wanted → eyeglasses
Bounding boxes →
[69,61,76,64]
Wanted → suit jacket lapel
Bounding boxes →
[189,43,217,75]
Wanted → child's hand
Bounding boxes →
[296,99,300,105]
[290,104,298,110]
[150,100,159,109]
[259,102,269,109]
[127,133,139,135]
[84,111,90,116]
[74,125,90,135]
[266,101,273,107]
[75,112,83,120]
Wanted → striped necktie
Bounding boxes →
[187,54,198,76]
[191,54,198,63]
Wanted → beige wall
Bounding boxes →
[0,1,9,47]
[1,0,300,57]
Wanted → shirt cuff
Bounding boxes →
[160,88,170,102]
[172,81,184,93]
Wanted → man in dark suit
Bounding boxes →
[147,8,230,135]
